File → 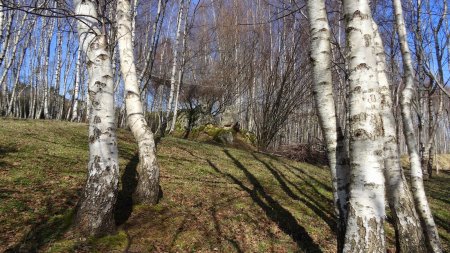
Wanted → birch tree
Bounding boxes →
[71,48,82,122]
[164,0,185,133]
[0,11,27,115]
[42,17,55,120]
[392,0,443,251]
[421,0,447,178]
[372,21,426,252]
[73,0,120,236]
[117,0,160,204]
[0,10,13,69]
[306,0,349,251]
[53,19,63,119]
[169,0,192,133]
[7,22,34,117]
[342,0,386,251]
[138,0,167,89]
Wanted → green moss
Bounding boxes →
[46,239,77,253]
[212,128,234,143]
[258,242,269,252]
[203,124,222,137]
[39,209,75,242]
[0,199,29,213]
[245,132,257,144]
[90,230,128,252]
[13,176,33,186]
[150,203,165,212]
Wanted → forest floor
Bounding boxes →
[0,119,449,253]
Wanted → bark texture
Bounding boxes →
[372,22,426,253]
[117,0,160,204]
[392,0,443,252]
[342,0,386,251]
[306,1,349,251]
[73,0,119,236]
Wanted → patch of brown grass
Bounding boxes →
[1,119,449,252]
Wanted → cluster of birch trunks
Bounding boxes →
[308,0,447,252]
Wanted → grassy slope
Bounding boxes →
[0,119,448,252]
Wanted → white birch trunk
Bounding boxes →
[73,0,119,236]
[30,60,37,119]
[169,0,191,133]
[0,12,27,114]
[28,38,37,118]
[132,0,139,46]
[306,1,350,251]
[392,0,443,251]
[60,31,74,120]
[35,19,46,119]
[117,0,160,204]
[165,0,184,129]
[71,49,82,122]
[138,0,164,85]
[424,2,447,177]
[342,0,386,251]
[43,18,55,119]
[0,6,3,40]
[0,11,13,68]
[372,21,426,252]
[7,27,33,116]
[54,24,63,119]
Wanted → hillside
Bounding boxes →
[0,119,448,252]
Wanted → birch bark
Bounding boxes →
[73,0,119,236]
[165,0,185,132]
[7,26,33,116]
[306,1,349,251]
[0,12,27,114]
[342,0,386,251]
[117,0,160,204]
[138,0,165,86]
[35,30,45,119]
[0,6,3,41]
[414,0,428,179]
[169,0,191,133]
[0,11,13,68]
[60,32,75,120]
[423,2,447,178]
[43,18,55,119]
[392,0,443,251]
[372,22,426,253]
[54,22,63,119]
[71,49,82,122]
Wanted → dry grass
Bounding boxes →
[0,119,448,252]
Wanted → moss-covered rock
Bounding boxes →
[214,130,234,144]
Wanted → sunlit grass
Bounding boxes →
[0,118,448,252]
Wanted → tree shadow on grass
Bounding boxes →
[207,149,322,253]
[5,209,75,253]
[283,163,333,193]
[115,153,139,226]
[250,153,336,231]
[210,197,244,253]
[434,215,450,233]
[0,145,18,168]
